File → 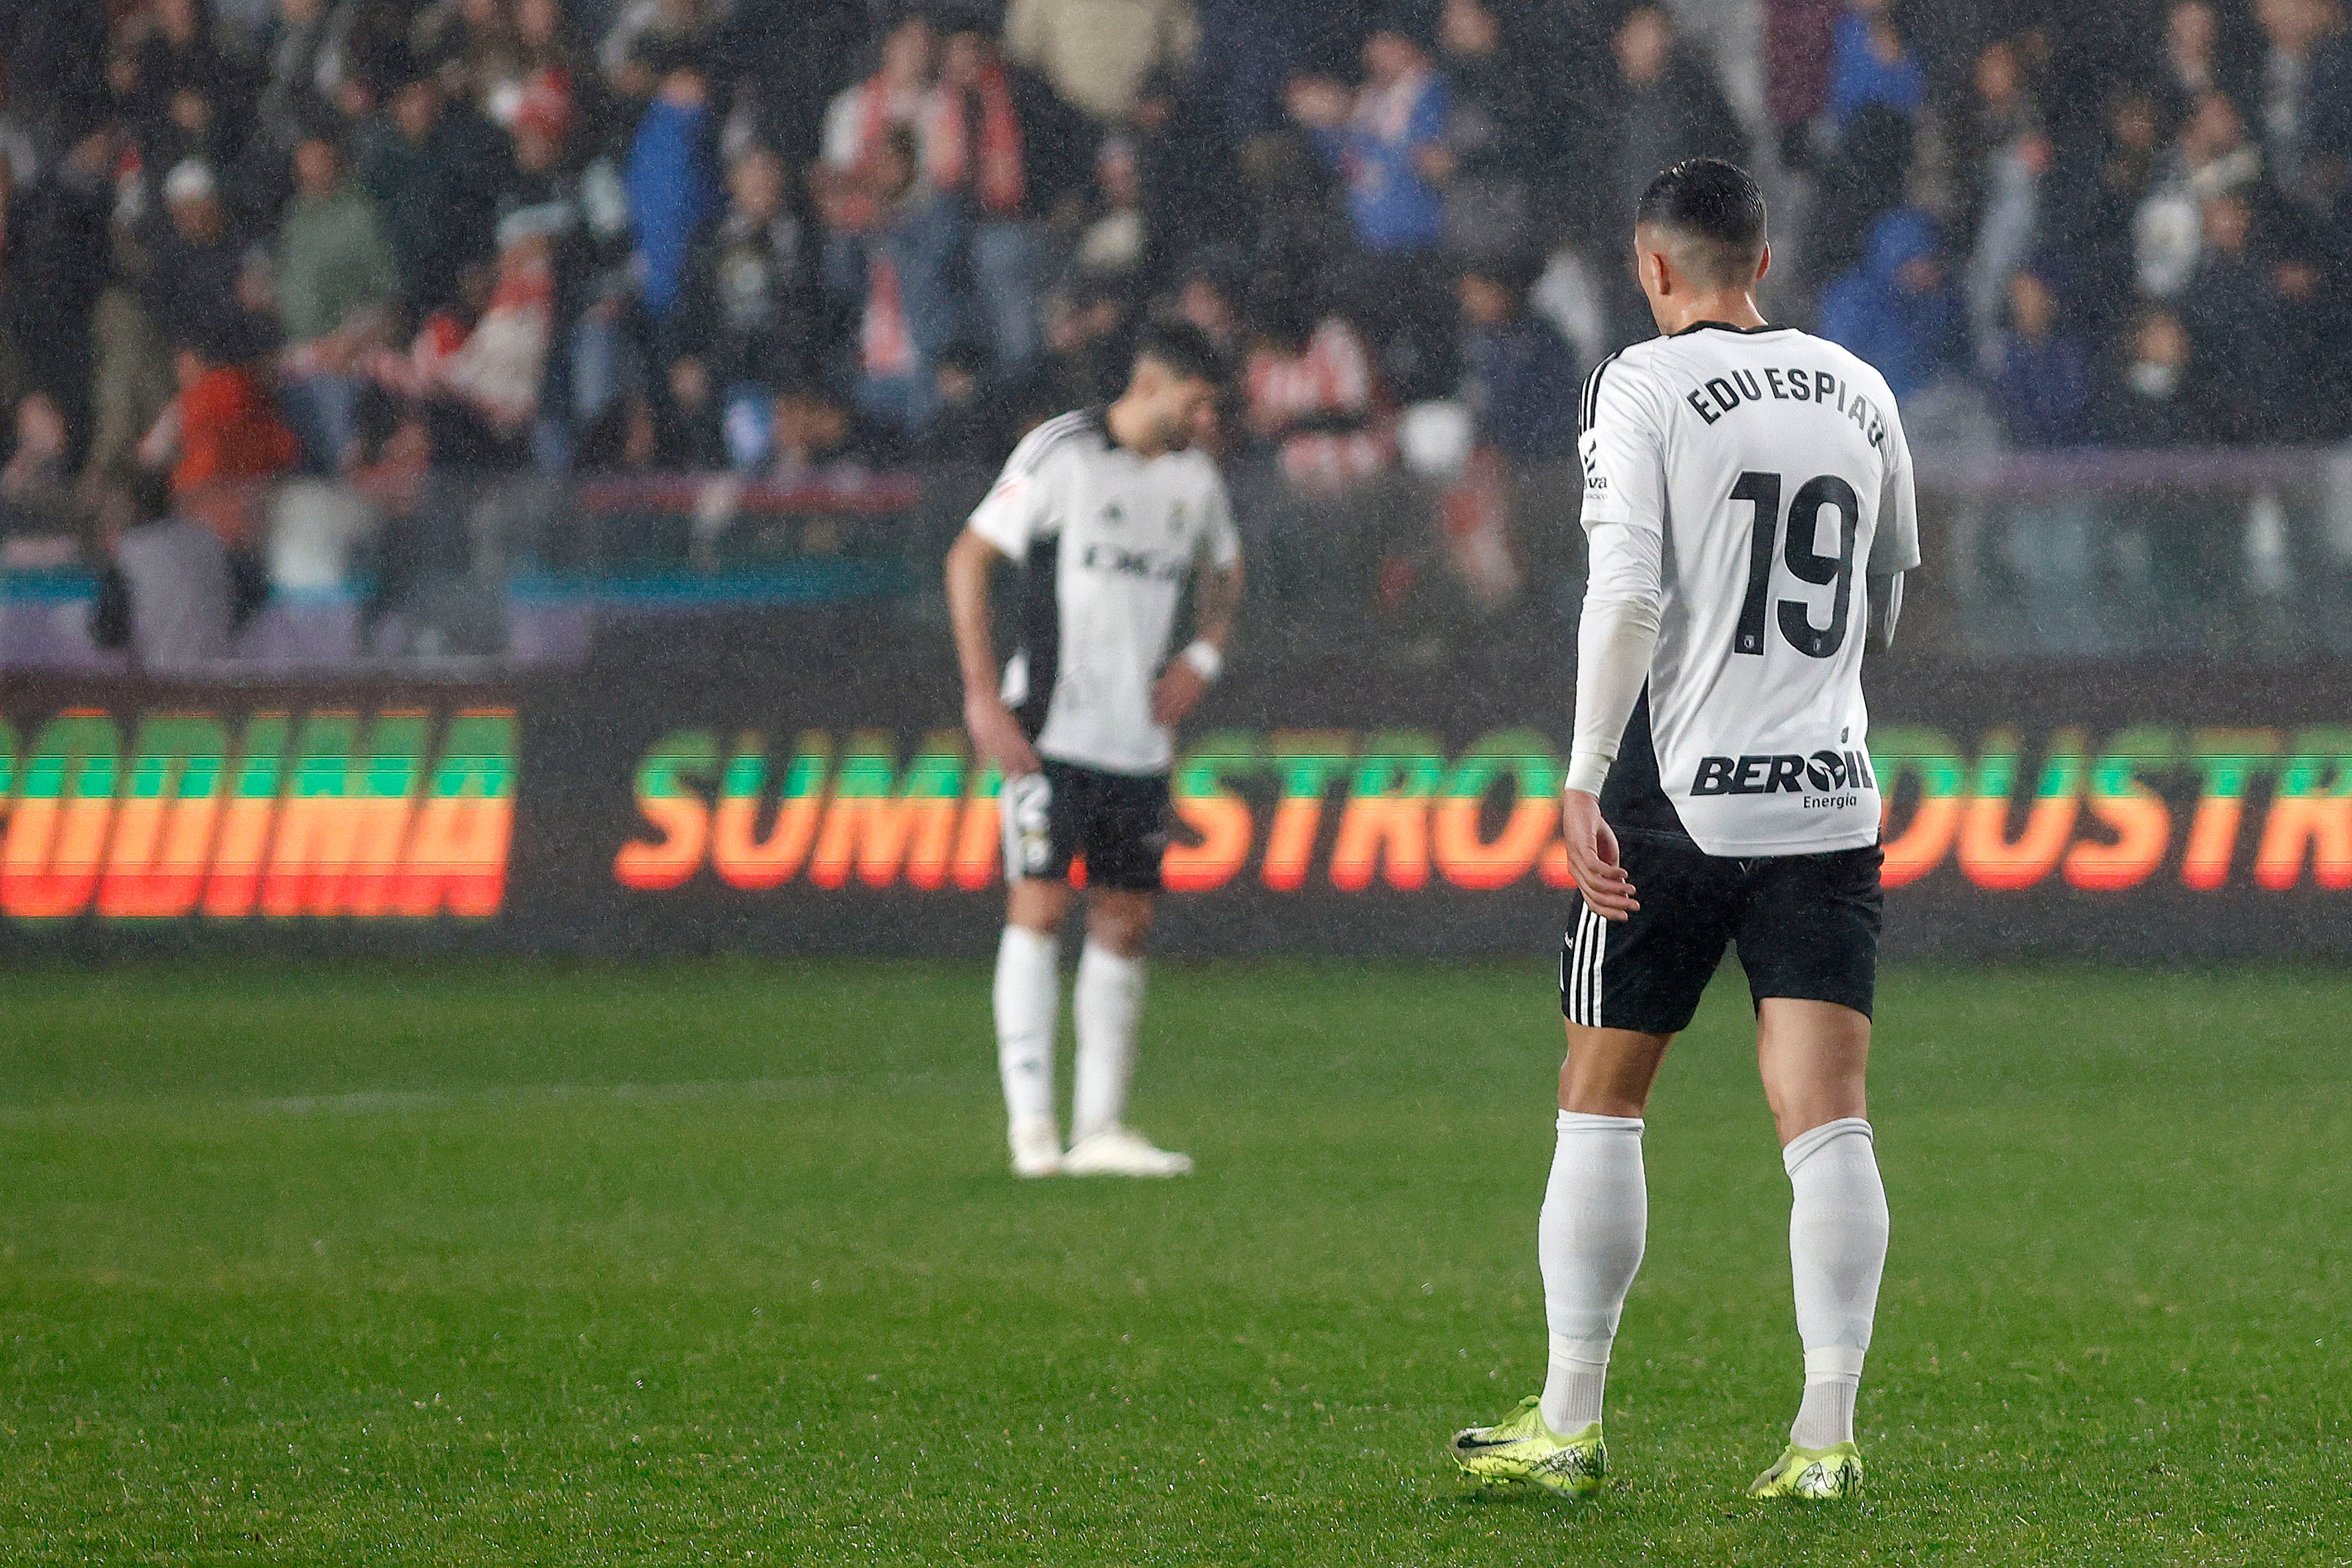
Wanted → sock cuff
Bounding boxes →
[1804,1344,1867,1381]
[1547,1331,1614,1370]
[1000,925,1058,963]
[1782,1115,1873,1176]
[1556,1109,1645,1137]
[1077,939,1143,977]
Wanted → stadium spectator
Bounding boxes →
[2092,305,2234,651]
[2,123,121,465]
[1608,6,1749,220]
[143,159,274,364]
[2252,0,2352,211]
[670,144,822,449]
[1291,21,1458,399]
[90,469,249,668]
[169,336,299,500]
[1990,265,2102,654]
[1828,0,1924,129]
[1292,23,1450,259]
[356,70,469,309]
[1432,0,1543,259]
[1131,67,1247,300]
[1804,100,1914,291]
[819,12,935,177]
[1243,283,1391,495]
[2134,90,2263,299]
[2156,1,2234,127]
[1069,133,1146,282]
[623,43,718,341]
[275,127,400,471]
[822,121,968,435]
[1002,0,1199,125]
[2066,87,2167,335]
[1456,254,1579,461]
[2175,191,2307,444]
[1959,40,2053,372]
[431,210,563,456]
[933,19,1055,370]
[1818,206,1965,404]
[0,391,85,559]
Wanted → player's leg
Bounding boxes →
[1061,772,1189,1177]
[1735,848,1888,1499]
[996,878,1074,1176]
[1451,835,1733,1495]
[1069,886,1152,1146]
[993,767,1084,1177]
[1537,1022,1671,1444]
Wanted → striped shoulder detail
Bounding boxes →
[1003,410,1101,478]
[1580,348,1629,431]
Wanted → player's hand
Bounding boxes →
[1150,661,1209,727]
[963,692,1041,777]
[1562,788,1638,921]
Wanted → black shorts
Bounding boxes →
[1003,760,1170,893]
[1560,830,1883,1036]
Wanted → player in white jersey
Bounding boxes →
[945,321,1243,1180]
[1449,160,1917,1502]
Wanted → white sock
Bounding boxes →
[1069,941,1144,1144]
[1784,1117,1888,1449]
[992,926,1059,1139]
[1537,1110,1647,1434]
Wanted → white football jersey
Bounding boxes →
[969,410,1241,776]
[1578,323,1921,856]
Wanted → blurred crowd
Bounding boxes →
[3,0,2352,605]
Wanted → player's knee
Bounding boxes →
[1085,896,1152,957]
[1006,880,1071,935]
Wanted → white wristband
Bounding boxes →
[1180,639,1223,683]
[1564,751,1611,797]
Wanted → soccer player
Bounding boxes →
[945,320,1243,1180]
[1448,159,1917,1502]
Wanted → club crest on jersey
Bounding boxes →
[1168,498,1188,533]
[1689,749,1877,797]
[1102,501,1126,525]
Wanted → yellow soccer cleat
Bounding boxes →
[1448,1395,1605,1498]
[1747,1441,1864,1499]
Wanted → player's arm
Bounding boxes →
[1564,370,1669,921]
[945,527,1040,777]
[949,451,1060,777]
[1866,392,1922,655]
[1152,484,1245,727]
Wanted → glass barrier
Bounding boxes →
[7,447,2349,673]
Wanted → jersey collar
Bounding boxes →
[1669,319,1788,337]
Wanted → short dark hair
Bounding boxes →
[1132,317,1225,386]
[1636,157,1767,284]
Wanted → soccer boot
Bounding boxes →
[1448,1395,1605,1498]
[1061,1125,1192,1176]
[1009,1119,1063,1178]
[1746,1441,1863,1500]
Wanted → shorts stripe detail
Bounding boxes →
[1569,905,1605,1028]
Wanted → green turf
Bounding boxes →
[0,958,2345,1565]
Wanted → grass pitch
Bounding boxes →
[0,958,2345,1565]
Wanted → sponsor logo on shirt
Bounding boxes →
[1081,543,1186,582]
[1689,749,1878,800]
